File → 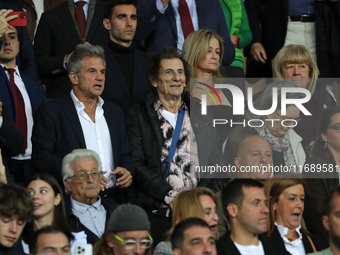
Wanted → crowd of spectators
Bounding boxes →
[0,0,340,254]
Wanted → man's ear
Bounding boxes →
[64,180,72,193]
[321,132,328,143]
[69,72,79,85]
[103,18,111,30]
[322,215,330,232]
[151,80,158,88]
[227,203,238,218]
[173,248,182,255]
[234,157,242,170]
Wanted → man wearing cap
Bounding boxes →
[94,203,153,255]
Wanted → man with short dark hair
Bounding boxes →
[0,26,45,185]
[101,0,150,115]
[217,179,275,255]
[172,217,216,255]
[29,226,72,255]
[0,183,33,254]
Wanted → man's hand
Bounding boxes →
[160,0,170,8]
[100,170,109,191]
[250,42,267,63]
[0,9,17,38]
[230,35,238,45]
[112,167,132,189]
[0,151,7,183]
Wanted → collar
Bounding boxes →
[70,196,102,214]
[153,99,186,112]
[1,64,21,77]
[275,222,303,242]
[73,0,90,4]
[108,40,135,53]
[70,89,104,113]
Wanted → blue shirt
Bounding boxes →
[288,0,315,16]
[71,196,106,237]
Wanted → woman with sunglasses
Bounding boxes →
[94,204,153,255]
[303,106,340,238]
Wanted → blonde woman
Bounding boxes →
[272,44,336,150]
[154,187,218,255]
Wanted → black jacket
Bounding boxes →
[216,232,285,255]
[303,154,339,236]
[268,226,328,254]
[65,195,118,245]
[126,90,221,211]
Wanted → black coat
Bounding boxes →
[268,226,328,254]
[65,195,118,245]
[126,90,221,211]
[216,232,285,255]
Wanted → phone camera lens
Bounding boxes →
[20,13,26,18]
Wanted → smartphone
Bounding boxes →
[7,12,27,27]
[75,244,93,255]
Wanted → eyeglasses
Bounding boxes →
[114,234,153,250]
[328,122,340,132]
[284,64,308,72]
[275,110,301,125]
[67,170,103,182]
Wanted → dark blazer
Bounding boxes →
[216,233,283,255]
[245,0,287,61]
[65,195,118,245]
[135,0,235,66]
[269,226,328,254]
[101,44,150,116]
[244,0,288,77]
[303,154,339,236]
[31,95,134,185]
[0,107,24,158]
[34,0,109,98]
[0,67,45,124]
[0,107,25,183]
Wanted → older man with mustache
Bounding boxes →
[62,149,117,245]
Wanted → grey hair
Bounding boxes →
[67,44,106,76]
[246,80,305,131]
[62,149,102,193]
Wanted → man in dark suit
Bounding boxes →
[101,0,149,116]
[34,0,109,98]
[32,44,133,200]
[0,26,45,185]
[135,0,235,66]
[245,0,318,78]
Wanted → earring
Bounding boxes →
[324,142,328,149]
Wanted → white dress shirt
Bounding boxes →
[156,0,199,50]
[1,64,33,160]
[70,90,116,187]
